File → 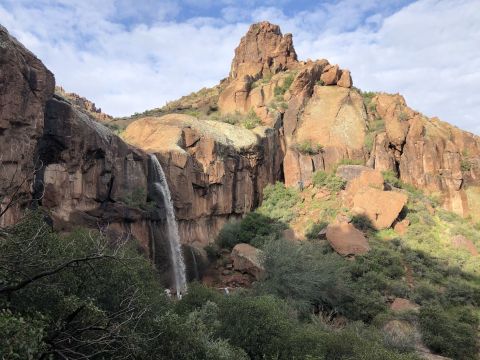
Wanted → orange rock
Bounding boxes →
[231,243,265,280]
[337,70,352,88]
[352,188,408,229]
[326,222,370,256]
[320,64,340,85]
[394,219,410,235]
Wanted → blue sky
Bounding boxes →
[1,0,479,134]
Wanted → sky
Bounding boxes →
[1,0,479,134]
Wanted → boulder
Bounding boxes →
[231,243,265,280]
[337,69,352,88]
[352,188,408,229]
[326,222,370,256]
[394,219,410,235]
[320,64,340,85]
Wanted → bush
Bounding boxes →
[351,214,375,231]
[259,239,350,317]
[461,158,472,172]
[292,140,324,155]
[273,74,295,96]
[216,295,294,359]
[216,212,282,250]
[257,182,300,223]
[242,109,262,129]
[312,171,346,192]
[419,305,479,359]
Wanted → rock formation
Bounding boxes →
[123,114,283,245]
[0,25,54,226]
[2,20,480,257]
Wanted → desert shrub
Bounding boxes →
[323,323,419,360]
[305,221,329,240]
[259,239,350,317]
[351,214,375,231]
[273,73,295,96]
[461,158,472,172]
[419,305,478,359]
[292,140,324,155]
[257,182,300,223]
[361,91,377,112]
[175,282,222,316]
[398,111,409,121]
[242,109,262,129]
[216,295,294,359]
[123,187,154,210]
[216,212,282,250]
[316,79,325,86]
[443,279,480,306]
[312,171,346,192]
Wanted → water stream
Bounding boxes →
[149,154,187,298]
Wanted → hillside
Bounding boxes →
[0,21,479,360]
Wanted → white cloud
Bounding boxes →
[0,0,479,135]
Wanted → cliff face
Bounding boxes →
[123,114,283,246]
[0,25,55,226]
[2,20,480,253]
[0,26,163,263]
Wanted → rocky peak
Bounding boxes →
[229,21,298,80]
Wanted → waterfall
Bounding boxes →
[148,154,187,298]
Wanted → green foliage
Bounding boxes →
[365,118,385,151]
[292,140,324,155]
[398,111,409,121]
[259,239,350,317]
[0,310,46,360]
[123,187,154,210]
[419,305,479,359]
[215,212,283,250]
[361,91,377,112]
[312,171,346,192]
[273,74,295,96]
[316,79,325,86]
[461,158,472,172]
[257,182,300,223]
[351,214,375,231]
[216,295,294,359]
[242,109,262,129]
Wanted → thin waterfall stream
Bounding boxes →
[149,154,187,298]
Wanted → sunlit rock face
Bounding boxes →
[123,114,284,245]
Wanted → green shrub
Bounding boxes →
[273,73,295,96]
[292,140,324,155]
[216,295,294,359]
[259,239,350,317]
[257,182,300,223]
[461,158,472,172]
[242,109,262,129]
[419,305,478,359]
[216,212,282,250]
[351,214,375,231]
[312,171,346,192]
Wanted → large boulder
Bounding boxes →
[352,188,408,229]
[326,222,370,256]
[231,243,265,280]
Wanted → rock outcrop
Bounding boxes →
[0,25,55,226]
[55,86,113,123]
[123,114,283,245]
